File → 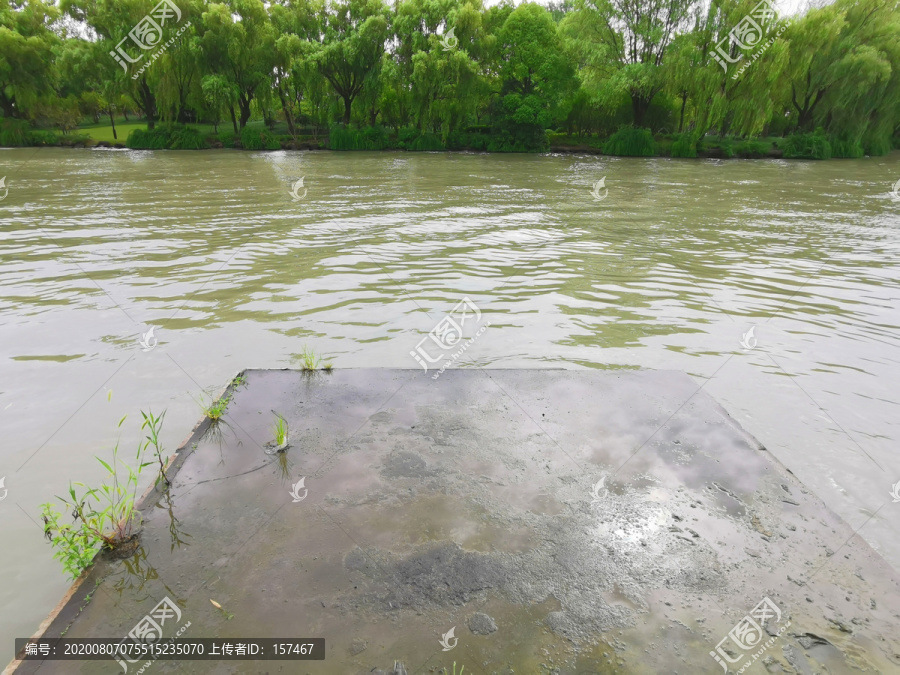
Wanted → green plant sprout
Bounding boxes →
[141,409,169,488]
[441,663,464,675]
[299,345,321,371]
[193,387,234,421]
[298,346,333,371]
[273,414,288,448]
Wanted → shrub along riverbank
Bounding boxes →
[3,117,898,160]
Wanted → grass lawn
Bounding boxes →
[81,123,145,143]
[77,118,221,143]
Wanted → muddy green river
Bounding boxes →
[1,147,899,666]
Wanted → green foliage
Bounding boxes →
[397,128,445,151]
[718,138,734,159]
[862,134,891,157]
[782,130,832,160]
[0,118,32,147]
[169,127,210,150]
[829,138,864,158]
[734,139,771,158]
[240,126,282,150]
[28,130,61,146]
[7,0,897,160]
[41,411,169,580]
[329,125,390,150]
[671,133,698,158]
[195,387,234,421]
[59,133,92,147]
[604,127,656,157]
[218,131,237,147]
[126,127,172,150]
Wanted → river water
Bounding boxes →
[1,147,899,666]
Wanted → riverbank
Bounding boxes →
[8,368,900,674]
[3,117,891,159]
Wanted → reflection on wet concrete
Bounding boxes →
[10,369,900,674]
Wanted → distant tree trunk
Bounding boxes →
[631,94,652,128]
[0,92,16,118]
[123,107,129,121]
[109,106,118,140]
[678,92,688,133]
[238,94,252,129]
[342,96,352,125]
[230,106,238,134]
[134,78,157,129]
[278,89,297,140]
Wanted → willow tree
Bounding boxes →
[779,0,900,152]
[0,0,60,118]
[315,0,389,125]
[497,3,574,133]
[563,0,697,127]
[199,0,275,129]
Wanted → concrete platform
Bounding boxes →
[8,369,900,674]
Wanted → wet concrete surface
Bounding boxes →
[8,369,900,674]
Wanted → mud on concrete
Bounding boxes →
[8,369,900,674]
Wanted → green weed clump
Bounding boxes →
[734,139,770,158]
[240,125,281,150]
[298,345,333,371]
[329,125,390,150]
[272,414,288,447]
[41,410,170,579]
[169,126,210,150]
[195,388,234,420]
[28,129,61,146]
[782,130,831,159]
[0,118,32,146]
[126,127,172,149]
[670,133,698,158]
[218,130,237,147]
[862,133,891,157]
[829,137,863,158]
[409,132,444,151]
[603,127,656,157]
[127,124,209,150]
